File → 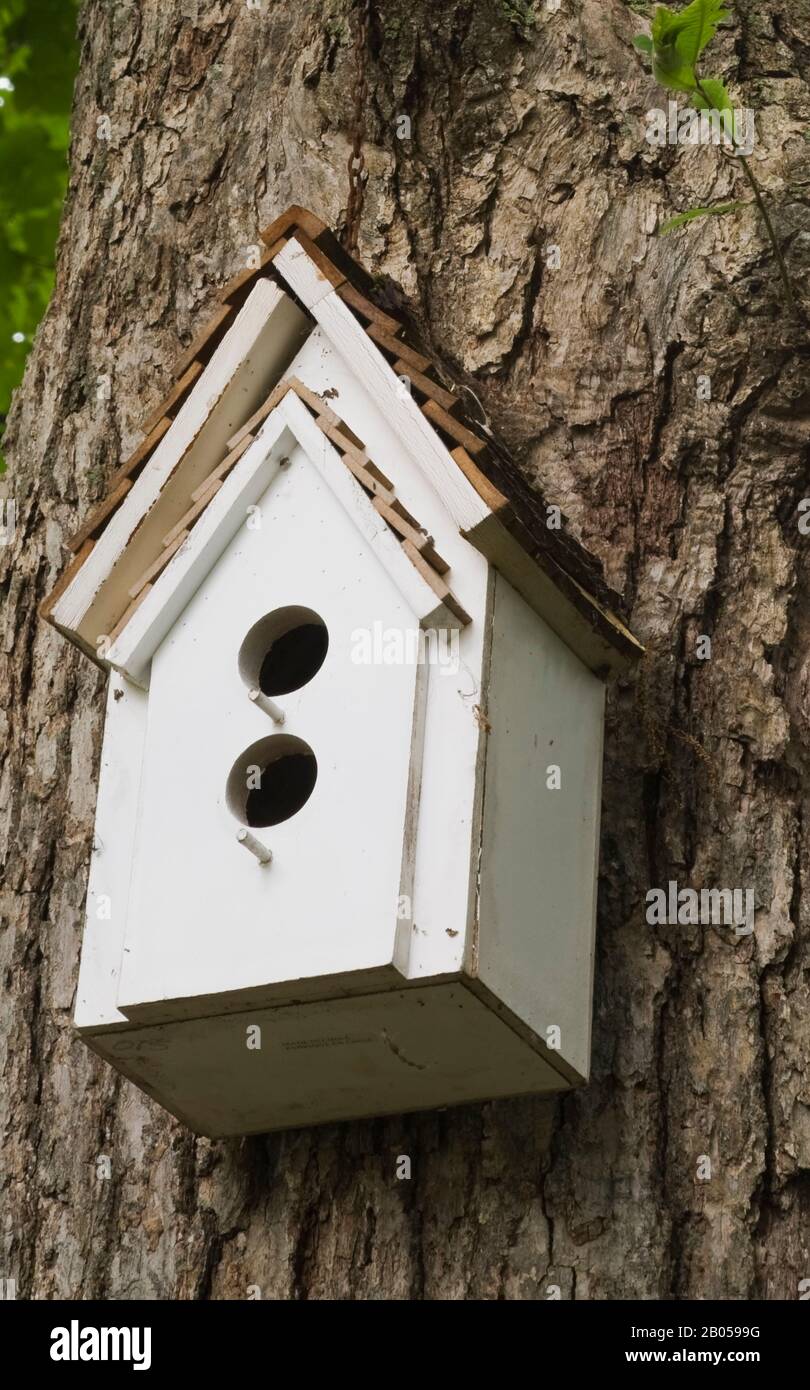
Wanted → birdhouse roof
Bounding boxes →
[41,205,643,677]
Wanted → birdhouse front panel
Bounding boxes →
[118,436,426,1020]
[44,206,643,1135]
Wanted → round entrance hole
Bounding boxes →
[226,735,318,828]
[238,606,328,697]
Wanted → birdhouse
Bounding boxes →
[42,207,643,1136]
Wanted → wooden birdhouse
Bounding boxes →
[42,207,643,1136]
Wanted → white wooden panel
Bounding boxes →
[279,329,491,982]
[273,237,337,308]
[117,441,422,1019]
[89,983,567,1136]
[106,414,294,687]
[477,572,606,1083]
[53,281,310,646]
[274,239,491,534]
[74,676,147,1030]
[108,393,465,688]
[279,330,489,646]
[277,392,461,630]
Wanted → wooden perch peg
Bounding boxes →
[236,829,273,866]
[248,688,285,723]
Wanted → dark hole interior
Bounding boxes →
[245,751,318,827]
[259,623,329,696]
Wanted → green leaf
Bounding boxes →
[656,0,730,63]
[658,200,745,235]
[633,34,654,53]
[691,76,732,111]
[685,0,731,65]
[650,0,731,93]
[652,47,699,95]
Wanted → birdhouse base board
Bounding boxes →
[81,981,569,1137]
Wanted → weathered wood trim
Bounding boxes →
[67,479,133,554]
[140,360,204,437]
[464,512,643,675]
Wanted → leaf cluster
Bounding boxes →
[634,0,732,111]
[634,1,742,238]
[0,0,80,473]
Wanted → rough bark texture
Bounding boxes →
[2,0,809,1300]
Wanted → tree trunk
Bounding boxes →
[2,0,809,1300]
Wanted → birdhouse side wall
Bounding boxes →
[477,571,606,1083]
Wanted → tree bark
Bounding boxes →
[2,0,809,1300]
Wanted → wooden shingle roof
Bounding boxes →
[42,205,643,673]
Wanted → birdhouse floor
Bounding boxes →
[84,982,567,1137]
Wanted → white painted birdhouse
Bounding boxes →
[43,207,643,1136]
